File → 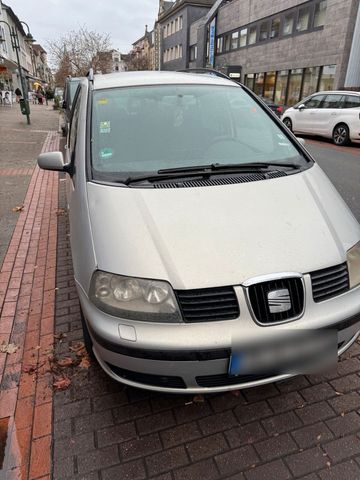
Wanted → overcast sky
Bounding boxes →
[7,0,160,53]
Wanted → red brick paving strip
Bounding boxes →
[0,131,59,479]
[0,168,34,177]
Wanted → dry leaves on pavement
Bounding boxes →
[0,343,18,354]
[53,375,71,391]
[12,205,24,212]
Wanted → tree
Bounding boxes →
[48,26,111,81]
[125,48,150,71]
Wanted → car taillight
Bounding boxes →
[277,106,283,114]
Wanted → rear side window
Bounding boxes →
[322,94,343,108]
[343,95,360,108]
[304,95,325,108]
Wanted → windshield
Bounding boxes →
[91,84,307,179]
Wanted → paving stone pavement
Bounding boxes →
[52,179,360,480]
[0,103,60,268]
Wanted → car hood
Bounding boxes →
[86,164,360,290]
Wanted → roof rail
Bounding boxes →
[177,68,230,80]
[86,68,94,82]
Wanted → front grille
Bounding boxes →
[248,278,304,324]
[175,286,240,322]
[311,263,349,303]
[107,363,186,389]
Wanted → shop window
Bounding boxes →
[259,21,269,41]
[240,28,247,47]
[270,18,280,39]
[274,70,289,105]
[245,73,255,90]
[254,73,265,96]
[264,71,276,99]
[283,13,294,36]
[287,68,303,106]
[217,37,223,53]
[190,45,197,61]
[302,67,320,98]
[248,26,257,45]
[297,7,310,32]
[224,34,231,51]
[231,31,239,50]
[319,64,336,90]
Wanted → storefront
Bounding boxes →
[244,64,336,106]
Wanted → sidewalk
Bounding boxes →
[0,104,60,479]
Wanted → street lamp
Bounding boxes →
[0,19,35,125]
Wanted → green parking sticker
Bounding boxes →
[100,121,111,134]
[100,148,113,159]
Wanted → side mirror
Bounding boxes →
[296,137,306,146]
[38,151,68,172]
[298,104,306,111]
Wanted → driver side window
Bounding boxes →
[304,95,325,109]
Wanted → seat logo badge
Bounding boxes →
[267,289,291,313]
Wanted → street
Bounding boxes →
[306,139,360,221]
[0,104,360,480]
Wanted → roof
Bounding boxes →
[32,44,47,55]
[1,2,27,36]
[92,71,237,90]
[159,0,215,21]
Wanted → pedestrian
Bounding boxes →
[15,87,22,103]
[4,91,11,105]
[37,86,43,105]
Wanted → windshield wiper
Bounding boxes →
[121,162,301,186]
[159,162,301,175]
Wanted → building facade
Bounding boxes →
[159,0,215,70]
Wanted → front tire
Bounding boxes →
[333,124,350,146]
[283,117,293,132]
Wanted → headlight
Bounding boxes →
[89,271,182,322]
[347,242,360,289]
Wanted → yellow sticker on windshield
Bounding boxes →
[100,121,111,134]
[98,98,109,105]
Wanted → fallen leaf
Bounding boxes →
[316,435,322,441]
[341,412,345,417]
[335,391,343,396]
[326,461,331,468]
[55,208,66,216]
[57,357,75,368]
[12,205,24,212]
[185,401,193,406]
[70,342,86,357]
[54,333,67,340]
[193,394,204,403]
[0,343,18,354]
[79,355,91,369]
[53,375,71,390]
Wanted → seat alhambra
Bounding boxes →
[38,71,360,393]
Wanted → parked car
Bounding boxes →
[38,72,360,393]
[282,91,360,145]
[259,96,284,117]
[61,76,82,136]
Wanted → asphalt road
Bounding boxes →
[305,139,360,221]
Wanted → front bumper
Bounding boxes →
[77,277,360,393]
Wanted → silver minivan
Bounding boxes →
[38,71,360,393]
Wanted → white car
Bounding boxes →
[282,91,360,146]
